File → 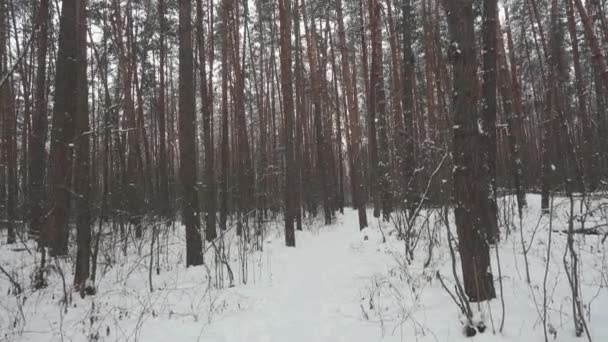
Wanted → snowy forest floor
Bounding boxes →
[2,194,608,342]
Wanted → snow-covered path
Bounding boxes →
[200,213,391,342]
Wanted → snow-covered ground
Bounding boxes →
[1,194,608,341]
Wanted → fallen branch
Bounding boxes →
[0,263,22,295]
[552,223,608,236]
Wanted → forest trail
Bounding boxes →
[200,211,392,342]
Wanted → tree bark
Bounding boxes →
[497,15,526,215]
[279,0,295,246]
[444,0,496,302]
[401,0,416,214]
[196,0,216,242]
[28,0,49,243]
[481,0,499,242]
[219,0,230,232]
[179,0,203,266]
[47,0,79,256]
[74,0,91,290]
[157,0,170,218]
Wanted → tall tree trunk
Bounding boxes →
[28,0,49,243]
[444,0,496,302]
[481,0,499,242]
[385,0,407,208]
[505,6,528,205]
[74,0,91,291]
[230,0,253,236]
[362,0,380,219]
[47,0,79,256]
[328,30,344,215]
[219,0,230,231]
[356,0,374,217]
[179,0,203,266]
[279,0,295,246]
[497,15,526,215]
[401,0,416,214]
[293,0,304,231]
[368,0,391,220]
[196,0,216,242]
[157,0,169,218]
[0,0,16,244]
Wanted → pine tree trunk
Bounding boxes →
[497,15,526,214]
[28,0,49,243]
[444,0,496,302]
[0,0,16,245]
[504,6,528,205]
[229,0,253,237]
[157,0,170,218]
[385,0,407,208]
[178,0,203,266]
[219,0,230,231]
[481,0,499,242]
[74,0,91,290]
[368,0,391,221]
[279,0,295,246]
[47,0,79,256]
[196,0,216,242]
[401,0,416,214]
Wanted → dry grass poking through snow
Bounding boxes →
[1,194,608,342]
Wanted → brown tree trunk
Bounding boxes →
[28,0,49,243]
[401,0,416,214]
[481,0,499,242]
[133,54,153,209]
[179,0,203,266]
[230,0,253,237]
[293,0,304,231]
[497,16,526,215]
[47,0,79,256]
[157,0,169,217]
[361,0,379,219]
[219,0,230,231]
[328,30,344,215]
[385,0,407,208]
[196,0,216,242]
[370,0,390,220]
[0,0,15,244]
[444,0,496,302]
[505,6,528,205]
[279,0,295,246]
[74,0,91,291]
